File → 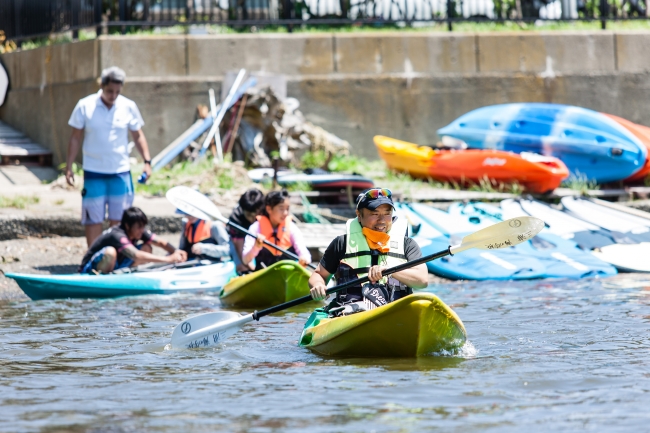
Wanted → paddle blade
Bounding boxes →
[450,216,544,255]
[170,311,253,350]
[166,186,225,223]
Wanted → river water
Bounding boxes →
[1,275,650,432]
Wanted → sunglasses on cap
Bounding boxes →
[356,188,393,209]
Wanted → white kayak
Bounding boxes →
[501,199,623,249]
[593,244,650,273]
[502,199,650,273]
[561,196,650,242]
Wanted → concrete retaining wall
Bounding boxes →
[3,31,650,163]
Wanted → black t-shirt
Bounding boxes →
[228,206,253,240]
[320,235,422,275]
[79,226,154,270]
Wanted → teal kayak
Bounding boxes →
[5,261,237,300]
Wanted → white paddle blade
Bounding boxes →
[170,311,254,350]
[166,186,225,223]
[450,216,544,255]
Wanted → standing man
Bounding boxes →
[66,66,153,246]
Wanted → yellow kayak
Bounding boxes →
[298,293,466,357]
[219,260,312,308]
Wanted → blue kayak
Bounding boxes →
[437,103,646,183]
[448,202,617,279]
[396,203,545,280]
[5,261,237,300]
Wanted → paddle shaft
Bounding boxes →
[224,219,317,270]
[251,246,451,320]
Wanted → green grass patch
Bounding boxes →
[133,157,253,197]
[0,195,40,209]
[10,20,650,53]
[562,172,599,195]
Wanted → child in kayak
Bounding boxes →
[307,188,428,312]
[228,188,264,273]
[79,207,187,274]
[242,189,311,271]
[178,211,230,261]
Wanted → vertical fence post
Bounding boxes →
[119,0,126,34]
[447,0,453,30]
[13,0,23,43]
[599,0,608,29]
[72,0,80,40]
[95,0,103,36]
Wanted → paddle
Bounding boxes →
[166,186,317,270]
[169,215,544,349]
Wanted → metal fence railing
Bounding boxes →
[1,0,650,42]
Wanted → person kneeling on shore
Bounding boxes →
[79,207,187,274]
[178,211,230,261]
[308,188,428,315]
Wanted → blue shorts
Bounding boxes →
[82,171,134,225]
[81,244,143,274]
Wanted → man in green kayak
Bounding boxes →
[79,207,187,274]
[308,188,428,314]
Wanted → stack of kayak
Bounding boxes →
[375,135,569,193]
[395,202,547,280]
[437,103,650,184]
[397,200,619,280]
[501,197,650,273]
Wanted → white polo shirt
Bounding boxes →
[68,90,144,174]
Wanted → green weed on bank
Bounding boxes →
[0,195,40,209]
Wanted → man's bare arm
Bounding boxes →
[66,128,83,186]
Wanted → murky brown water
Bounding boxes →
[2,275,650,432]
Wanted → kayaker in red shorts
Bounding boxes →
[308,188,428,313]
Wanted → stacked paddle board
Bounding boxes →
[396,202,546,280]
[501,198,650,273]
[448,202,617,278]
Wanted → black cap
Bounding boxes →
[356,191,395,210]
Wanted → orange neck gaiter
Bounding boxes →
[362,227,391,253]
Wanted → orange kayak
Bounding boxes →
[374,135,569,194]
[603,113,650,182]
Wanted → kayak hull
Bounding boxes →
[5,262,237,300]
[299,293,466,357]
[374,135,569,193]
[219,260,311,308]
[248,168,374,191]
[437,103,646,183]
[603,113,650,182]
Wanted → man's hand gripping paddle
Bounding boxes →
[166,186,316,270]
[169,215,544,350]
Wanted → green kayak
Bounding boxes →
[299,293,467,357]
[219,260,312,308]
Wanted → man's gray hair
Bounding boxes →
[101,66,126,85]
